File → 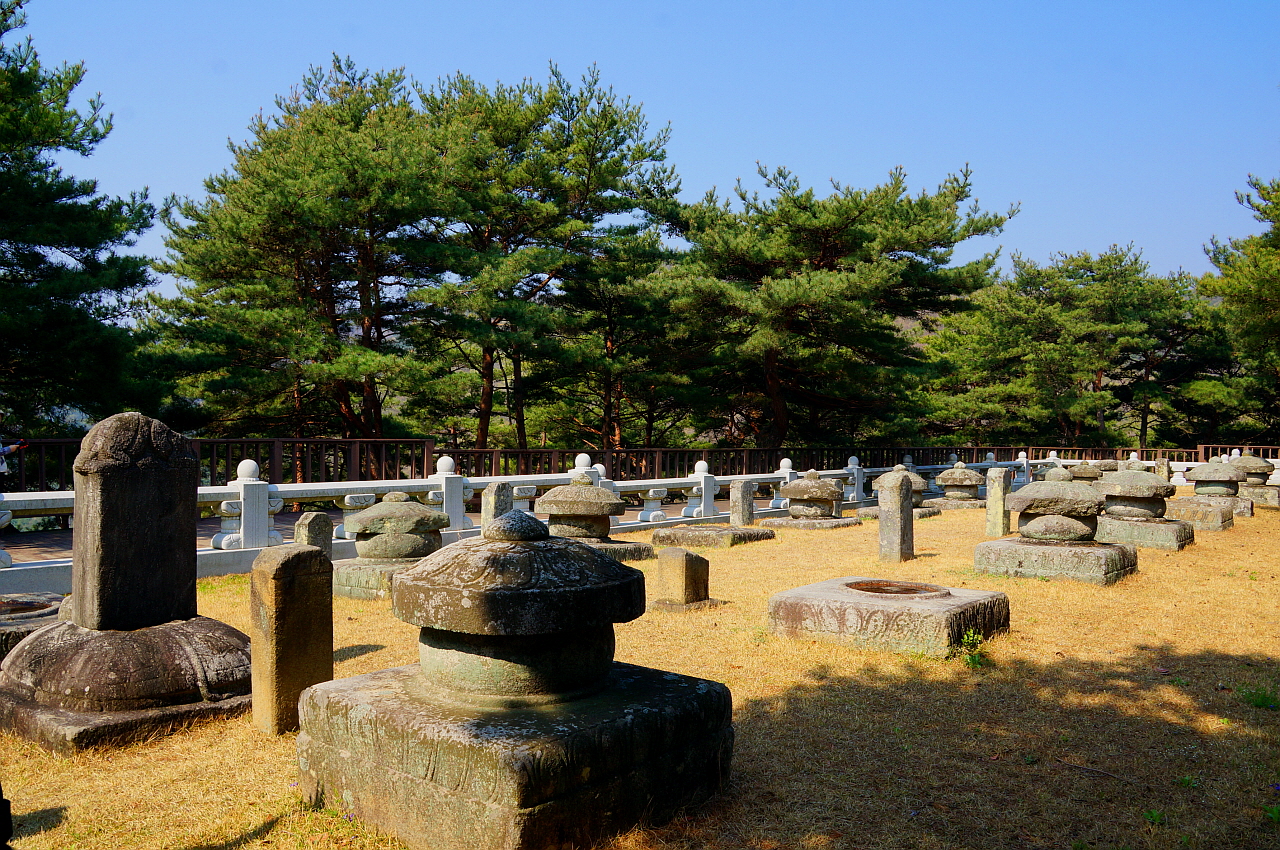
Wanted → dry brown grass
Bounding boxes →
[3,505,1279,850]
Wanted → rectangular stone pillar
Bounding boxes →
[728,480,755,526]
[654,547,709,605]
[294,511,333,561]
[250,544,333,735]
[877,470,914,563]
[481,482,514,526]
[985,467,1013,537]
[1154,458,1171,481]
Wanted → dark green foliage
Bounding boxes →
[0,0,156,435]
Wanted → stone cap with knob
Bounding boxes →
[1067,463,1101,480]
[935,461,984,487]
[391,511,645,636]
[1094,469,1176,499]
[1006,467,1104,516]
[1185,458,1246,482]
[1229,450,1274,477]
[779,469,843,501]
[534,471,626,517]
[343,499,450,536]
[73,411,198,474]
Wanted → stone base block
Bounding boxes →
[1239,485,1279,509]
[332,558,418,600]
[1095,516,1194,551]
[856,506,942,520]
[758,517,863,530]
[651,526,776,549]
[921,498,986,510]
[973,538,1137,585]
[297,663,733,850]
[1163,500,1235,531]
[0,593,66,661]
[767,577,1009,657]
[577,539,655,562]
[649,598,730,613]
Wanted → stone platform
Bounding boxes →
[758,517,862,531]
[1163,500,1235,531]
[1239,484,1279,509]
[579,538,655,562]
[651,526,775,548]
[767,577,1009,657]
[298,662,733,850]
[1095,516,1193,551]
[921,498,986,510]
[332,559,416,600]
[856,506,941,520]
[973,538,1137,585]
[0,593,65,661]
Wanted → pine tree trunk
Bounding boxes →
[763,350,790,448]
[476,347,495,449]
[511,354,528,450]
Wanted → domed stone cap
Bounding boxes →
[73,412,197,474]
[391,511,645,636]
[1006,467,1104,516]
[871,464,926,493]
[0,617,249,713]
[1095,469,1176,499]
[779,470,843,501]
[936,461,984,486]
[1068,464,1101,480]
[344,500,450,535]
[1185,459,1246,482]
[1093,459,1119,472]
[1229,451,1275,477]
[534,471,626,517]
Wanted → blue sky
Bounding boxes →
[20,0,1280,288]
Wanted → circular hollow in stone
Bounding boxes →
[844,579,952,600]
[0,597,58,617]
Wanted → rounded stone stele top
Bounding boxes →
[779,469,842,501]
[1095,469,1176,499]
[73,412,198,474]
[872,464,926,492]
[1006,467,1104,517]
[391,511,645,635]
[1185,459,1246,483]
[534,471,626,517]
[936,462,984,487]
[1229,450,1275,478]
[344,500,450,536]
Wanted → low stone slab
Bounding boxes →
[297,662,733,850]
[1163,500,1235,531]
[0,593,65,661]
[856,506,942,520]
[1095,516,1194,551]
[332,559,417,600]
[973,538,1137,585]
[579,539,655,562]
[758,517,863,530]
[651,526,776,549]
[767,577,1009,657]
[1238,484,1279,509]
[921,498,987,510]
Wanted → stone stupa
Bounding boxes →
[1093,462,1193,551]
[1232,449,1278,509]
[330,493,450,599]
[759,470,861,530]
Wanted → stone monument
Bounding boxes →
[297,511,733,850]
[985,466,1014,537]
[1092,463,1194,551]
[858,465,940,520]
[1231,449,1278,509]
[1067,463,1102,486]
[331,494,450,599]
[648,547,726,612]
[923,462,987,509]
[293,511,334,561]
[535,471,653,560]
[0,413,251,753]
[876,466,914,563]
[973,467,1138,585]
[759,470,862,530]
[1180,458,1252,517]
[651,480,775,549]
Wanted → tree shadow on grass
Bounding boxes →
[11,805,65,840]
[180,816,279,850]
[334,644,385,663]
[634,647,1280,850]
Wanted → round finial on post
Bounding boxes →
[848,455,859,467]
[779,458,793,471]
[235,459,260,481]
[1018,451,1028,460]
[694,460,710,475]
[436,456,456,475]
[986,452,996,462]
[948,453,959,463]
[1048,451,1059,459]
[903,455,914,465]
[1230,448,1241,457]
[574,453,592,470]
[593,463,606,477]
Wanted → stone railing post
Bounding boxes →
[692,461,720,518]
[576,454,599,484]
[335,493,377,540]
[1018,451,1030,485]
[512,485,539,515]
[639,488,668,522]
[0,497,11,569]
[842,456,865,504]
[212,459,283,550]
[429,456,473,531]
[593,462,621,528]
[770,458,797,508]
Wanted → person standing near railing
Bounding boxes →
[0,440,27,475]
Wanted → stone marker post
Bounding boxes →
[877,466,914,563]
[653,547,710,607]
[250,543,333,735]
[72,412,200,631]
[728,480,755,526]
[1154,458,1171,481]
[294,511,334,561]
[985,466,1013,537]
[481,482,514,527]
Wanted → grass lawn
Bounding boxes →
[2,500,1278,849]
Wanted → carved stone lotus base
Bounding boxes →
[973,538,1137,585]
[1238,485,1279,509]
[298,662,733,850]
[1163,500,1235,530]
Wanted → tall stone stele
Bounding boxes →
[973,467,1138,585]
[535,471,653,560]
[759,470,861,530]
[1231,450,1279,509]
[0,413,251,754]
[297,511,733,850]
[1093,462,1194,551]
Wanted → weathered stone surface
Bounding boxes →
[1239,484,1280,509]
[1178,493,1252,518]
[873,467,928,507]
[1007,467,1104,517]
[768,577,1009,657]
[936,462,984,500]
[1154,458,1172,481]
[973,538,1137,585]
[481,482,515,527]
[1093,460,1119,472]
[1095,516,1194,551]
[650,526,776,549]
[1229,450,1275,485]
[0,594,66,661]
[344,501,450,536]
[985,466,1013,537]
[857,506,941,520]
[332,562,407,600]
[578,539,656,562]
[251,544,333,735]
[786,499,837,518]
[1096,470,1176,500]
[651,547,710,607]
[1018,514,1097,541]
[876,467,914,563]
[778,470,842,502]
[547,514,613,539]
[1068,464,1102,482]
[293,512,333,561]
[297,663,733,850]
[354,530,442,561]
[758,516,863,530]
[535,472,626,517]
[1186,459,1245,496]
[1102,495,1166,519]
[727,480,756,527]
[1162,499,1234,531]
[921,497,988,510]
[71,412,199,631]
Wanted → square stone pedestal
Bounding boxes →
[332,560,413,600]
[297,663,733,850]
[1163,500,1234,531]
[758,517,862,530]
[974,538,1137,585]
[767,577,1009,657]
[651,525,775,548]
[1239,484,1280,509]
[1095,516,1194,551]
[921,498,986,510]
